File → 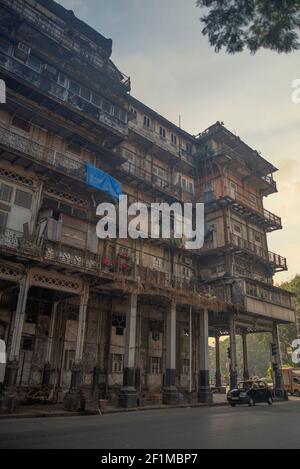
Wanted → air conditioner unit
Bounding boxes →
[14,42,31,60]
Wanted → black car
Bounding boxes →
[227,380,273,407]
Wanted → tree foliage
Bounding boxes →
[196,0,300,54]
[209,275,300,383]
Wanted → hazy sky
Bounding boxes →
[58,0,300,283]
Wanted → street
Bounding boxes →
[0,399,300,449]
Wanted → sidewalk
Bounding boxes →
[0,394,228,420]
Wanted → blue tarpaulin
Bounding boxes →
[86,164,122,200]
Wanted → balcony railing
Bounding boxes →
[119,159,182,200]
[119,155,196,204]
[244,280,293,310]
[2,0,130,91]
[220,185,281,231]
[129,122,181,159]
[200,142,277,192]
[0,123,87,182]
[0,51,128,136]
[230,233,287,271]
[0,227,42,256]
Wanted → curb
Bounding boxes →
[0,401,228,420]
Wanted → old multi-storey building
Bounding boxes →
[0,0,295,413]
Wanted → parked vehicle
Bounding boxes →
[227,379,273,407]
[281,368,300,396]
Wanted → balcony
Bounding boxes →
[217,184,282,231]
[0,123,87,182]
[128,122,181,161]
[116,150,194,202]
[200,142,277,194]
[0,228,221,307]
[2,0,130,91]
[0,51,128,138]
[230,233,287,272]
[0,227,42,257]
[241,280,295,323]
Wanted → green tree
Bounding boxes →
[278,275,300,366]
[196,0,300,54]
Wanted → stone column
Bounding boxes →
[119,293,138,408]
[215,334,222,388]
[242,333,249,380]
[42,301,59,388]
[272,322,284,399]
[198,309,213,403]
[65,284,89,411]
[0,273,30,413]
[229,315,238,389]
[163,300,179,405]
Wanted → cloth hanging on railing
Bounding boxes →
[86,163,122,200]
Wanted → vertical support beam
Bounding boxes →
[75,284,90,364]
[119,293,138,408]
[242,333,249,380]
[9,273,30,362]
[198,309,213,403]
[272,322,284,399]
[163,300,179,405]
[229,315,238,389]
[43,301,59,388]
[65,284,89,412]
[215,334,222,388]
[0,272,30,413]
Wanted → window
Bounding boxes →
[254,234,261,243]
[143,116,151,128]
[111,353,123,373]
[69,80,80,95]
[130,106,137,119]
[0,36,11,54]
[22,337,34,351]
[112,314,126,328]
[12,116,30,133]
[119,109,127,123]
[151,331,160,341]
[91,93,101,107]
[171,133,177,145]
[182,359,190,374]
[159,126,166,138]
[0,183,12,203]
[26,54,42,72]
[113,106,120,120]
[186,143,192,154]
[102,99,112,114]
[0,211,8,231]
[150,357,161,374]
[67,141,81,155]
[14,189,32,209]
[79,86,91,101]
[181,177,187,191]
[58,72,68,87]
[188,181,194,194]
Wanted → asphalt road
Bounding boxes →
[0,400,300,449]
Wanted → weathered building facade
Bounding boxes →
[0,0,295,413]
